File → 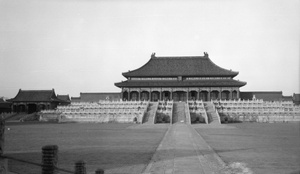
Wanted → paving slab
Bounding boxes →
[143,123,225,174]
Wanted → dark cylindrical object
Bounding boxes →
[75,160,86,174]
[42,145,58,174]
[95,169,104,174]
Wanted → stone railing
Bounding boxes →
[185,102,191,124]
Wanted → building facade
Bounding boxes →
[115,53,247,101]
[71,92,121,102]
[57,94,71,105]
[9,89,64,113]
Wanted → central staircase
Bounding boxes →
[172,102,186,124]
[143,102,158,124]
[204,102,220,124]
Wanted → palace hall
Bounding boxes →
[115,52,247,102]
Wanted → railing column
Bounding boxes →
[0,118,8,174]
[75,160,86,174]
[0,118,4,156]
[42,145,58,174]
[95,169,104,174]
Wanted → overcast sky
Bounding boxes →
[0,0,299,98]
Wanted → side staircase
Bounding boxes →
[204,102,220,124]
[5,113,37,122]
[172,102,186,124]
[143,102,158,124]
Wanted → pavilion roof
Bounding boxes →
[57,95,71,103]
[293,93,300,102]
[115,79,246,88]
[0,98,11,108]
[9,89,62,102]
[122,53,239,78]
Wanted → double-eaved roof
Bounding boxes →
[116,79,245,87]
[116,53,246,88]
[122,54,238,78]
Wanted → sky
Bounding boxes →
[0,0,299,98]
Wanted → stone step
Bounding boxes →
[204,102,220,124]
[143,103,158,124]
[142,124,225,173]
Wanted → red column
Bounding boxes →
[186,90,189,101]
[159,91,162,101]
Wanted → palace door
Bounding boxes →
[172,91,187,101]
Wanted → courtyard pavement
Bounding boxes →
[143,123,225,174]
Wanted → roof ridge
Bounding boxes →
[206,58,239,74]
[155,56,206,59]
[122,53,240,78]
[20,89,53,92]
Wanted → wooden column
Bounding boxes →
[25,103,29,113]
[138,91,141,101]
[159,91,162,101]
[197,91,200,100]
[128,89,130,101]
[208,91,211,101]
[186,89,189,101]
[121,89,124,101]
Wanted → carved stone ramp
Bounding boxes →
[143,102,158,124]
[172,102,186,124]
[143,123,225,174]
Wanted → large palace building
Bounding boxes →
[115,52,247,102]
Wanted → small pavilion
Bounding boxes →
[9,89,63,113]
[115,52,246,101]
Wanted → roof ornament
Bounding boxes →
[151,52,156,58]
[204,52,208,58]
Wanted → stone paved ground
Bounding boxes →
[5,123,168,174]
[143,123,225,174]
[195,122,300,174]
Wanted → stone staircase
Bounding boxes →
[5,112,32,122]
[143,102,158,124]
[172,102,186,124]
[204,102,220,124]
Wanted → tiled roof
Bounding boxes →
[9,89,61,102]
[293,93,300,101]
[57,95,71,102]
[0,98,11,108]
[115,79,246,88]
[122,54,239,78]
[0,98,9,103]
